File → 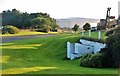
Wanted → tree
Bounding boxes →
[30,17,42,29]
[2,9,23,28]
[30,17,52,32]
[43,25,51,33]
[2,9,59,30]
[104,25,120,68]
[21,12,30,29]
[83,23,91,31]
[72,24,79,33]
[49,19,59,31]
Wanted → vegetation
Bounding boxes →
[89,53,104,68]
[1,30,58,36]
[80,53,93,67]
[80,52,104,68]
[30,17,53,33]
[2,25,20,34]
[1,33,118,74]
[83,23,91,31]
[80,25,120,68]
[2,9,58,31]
[104,25,120,68]
[43,25,51,33]
[72,24,79,33]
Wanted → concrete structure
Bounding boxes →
[67,39,106,60]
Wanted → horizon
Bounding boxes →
[0,0,119,19]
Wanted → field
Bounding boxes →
[0,32,118,74]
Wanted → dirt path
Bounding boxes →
[2,34,57,43]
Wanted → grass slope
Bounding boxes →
[1,32,118,74]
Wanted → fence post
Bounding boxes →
[98,31,101,40]
[89,30,91,38]
[82,31,84,37]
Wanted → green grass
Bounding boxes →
[1,30,58,37]
[1,32,118,74]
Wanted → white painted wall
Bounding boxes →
[67,39,106,60]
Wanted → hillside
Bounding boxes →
[56,17,99,28]
[1,33,118,74]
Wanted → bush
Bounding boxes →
[105,25,120,68]
[89,53,104,68]
[2,25,20,34]
[80,53,93,67]
[80,53,104,68]
[105,28,115,36]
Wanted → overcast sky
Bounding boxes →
[0,0,119,19]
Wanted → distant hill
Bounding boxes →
[56,17,99,28]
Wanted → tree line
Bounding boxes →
[2,9,59,32]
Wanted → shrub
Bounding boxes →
[80,53,104,68]
[89,53,104,68]
[80,53,93,67]
[105,28,115,36]
[2,25,20,34]
[105,25,120,68]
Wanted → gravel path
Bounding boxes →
[2,34,57,43]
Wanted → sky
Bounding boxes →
[0,0,119,19]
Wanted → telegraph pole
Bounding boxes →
[106,7,111,29]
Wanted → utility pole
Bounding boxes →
[105,7,111,29]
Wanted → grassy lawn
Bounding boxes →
[0,32,118,74]
[1,30,58,37]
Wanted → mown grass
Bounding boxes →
[1,32,118,74]
[1,30,58,37]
